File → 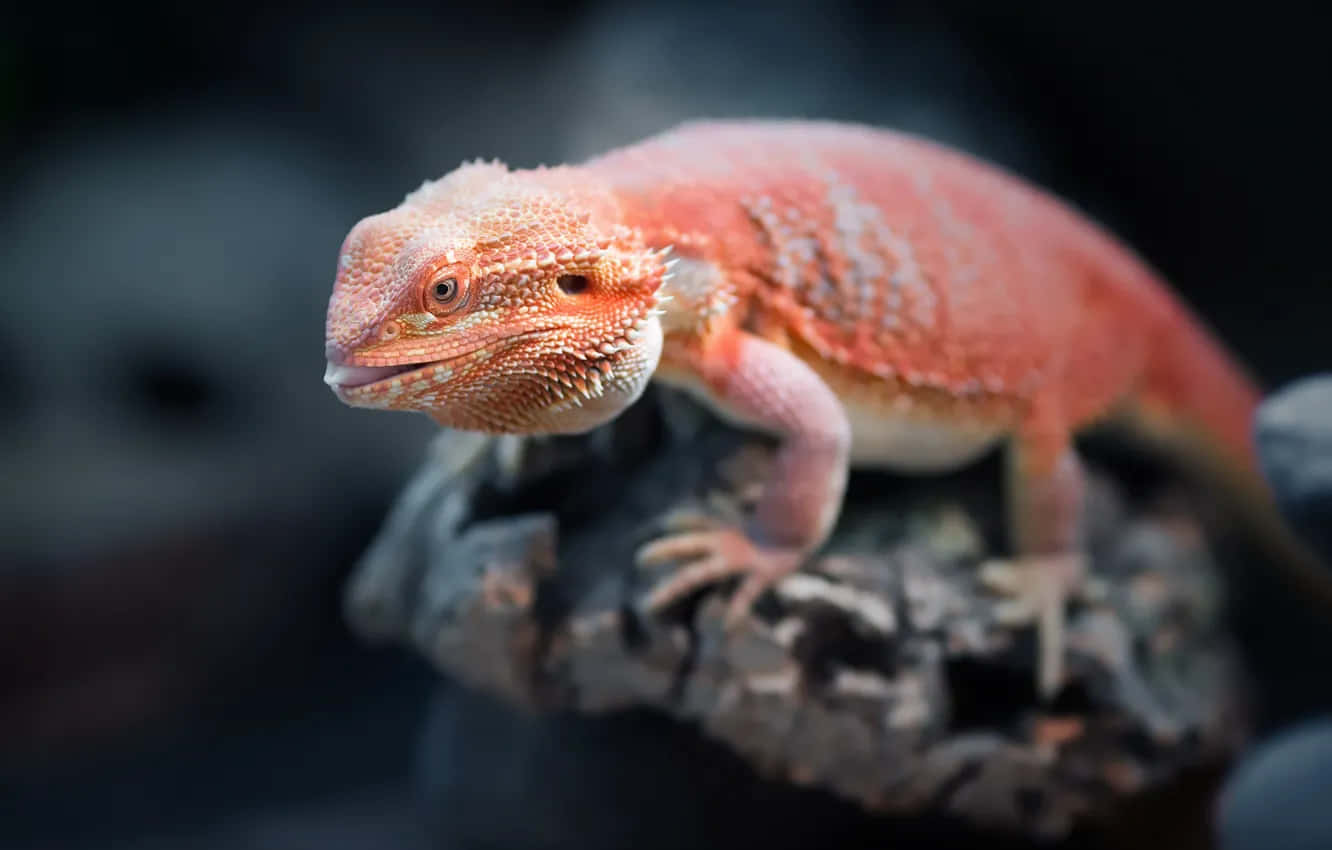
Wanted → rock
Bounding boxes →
[1214,377,1332,850]
[345,391,1248,843]
[1255,374,1332,564]
[1218,719,1332,850]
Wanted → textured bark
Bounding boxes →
[344,390,1247,841]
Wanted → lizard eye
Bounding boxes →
[421,267,470,316]
[432,277,459,303]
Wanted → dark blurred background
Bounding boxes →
[0,1,1328,848]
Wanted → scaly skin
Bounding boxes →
[324,120,1309,698]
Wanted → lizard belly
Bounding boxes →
[843,396,1007,472]
[655,366,1007,474]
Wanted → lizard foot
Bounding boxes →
[979,552,1088,700]
[636,523,804,627]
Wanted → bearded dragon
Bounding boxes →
[323,120,1326,698]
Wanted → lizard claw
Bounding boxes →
[636,526,804,626]
[979,552,1088,700]
[657,507,725,534]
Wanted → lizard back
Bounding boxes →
[586,120,1260,468]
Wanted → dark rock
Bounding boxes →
[1217,719,1332,850]
[346,393,1248,843]
[1214,378,1332,850]
[1255,374,1332,564]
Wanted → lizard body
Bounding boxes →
[324,120,1320,696]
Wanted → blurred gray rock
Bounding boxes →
[275,1,1047,205]
[1218,719,1332,850]
[1255,374,1332,563]
[1215,376,1332,850]
[552,0,1045,176]
[0,111,434,567]
[0,109,436,761]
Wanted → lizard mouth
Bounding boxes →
[323,329,552,399]
[323,361,428,391]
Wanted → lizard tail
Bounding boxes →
[1125,307,1332,607]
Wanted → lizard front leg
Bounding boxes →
[638,329,852,624]
[982,403,1089,699]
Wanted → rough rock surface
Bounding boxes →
[345,390,1247,841]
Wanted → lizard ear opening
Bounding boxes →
[557,274,590,295]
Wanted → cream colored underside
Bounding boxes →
[841,395,1006,472]
[653,363,1008,474]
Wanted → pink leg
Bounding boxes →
[982,405,1089,698]
[638,330,851,624]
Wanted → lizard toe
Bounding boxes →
[638,526,805,624]
[980,552,1088,699]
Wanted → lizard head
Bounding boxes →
[323,161,667,435]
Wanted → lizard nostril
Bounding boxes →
[379,320,402,341]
